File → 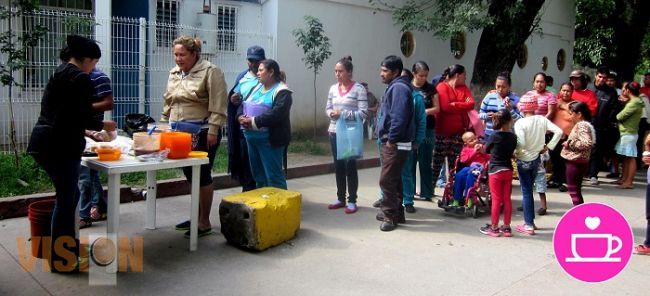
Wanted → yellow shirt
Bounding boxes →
[161,59,228,135]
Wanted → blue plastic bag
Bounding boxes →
[336,112,364,160]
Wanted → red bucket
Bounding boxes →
[28,199,55,258]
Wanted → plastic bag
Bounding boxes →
[124,113,155,137]
[467,109,484,139]
[335,112,364,160]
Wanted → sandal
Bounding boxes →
[79,218,92,229]
[634,244,650,255]
[537,208,547,215]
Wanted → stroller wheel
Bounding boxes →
[471,204,479,218]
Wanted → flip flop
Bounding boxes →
[634,244,650,255]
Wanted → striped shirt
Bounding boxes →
[326,81,368,133]
[522,90,557,116]
[479,90,522,139]
[89,69,112,120]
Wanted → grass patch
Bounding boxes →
[287,140,328,155]
[0,146,229,198]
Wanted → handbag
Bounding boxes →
[335,112,364,160]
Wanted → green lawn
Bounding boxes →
[0,139,325,198]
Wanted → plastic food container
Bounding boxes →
[160,131,192,159]
[96,147,122,161]
[188,151,208,158]
[133,132,161,155]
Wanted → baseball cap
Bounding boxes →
[569,70,584,78]
[246,46,265,61]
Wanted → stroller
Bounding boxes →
[437,156,492,218]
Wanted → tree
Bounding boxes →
[371,0,546,90]
[292,16,332,138]
[0,0,47,168]
[575,0,650,81]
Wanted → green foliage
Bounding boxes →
[574,0,617,67]
[288,140,327,156]
[292,16,332,75]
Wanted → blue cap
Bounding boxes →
[246,46,265,61]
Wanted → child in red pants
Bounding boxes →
[481,110,517,237]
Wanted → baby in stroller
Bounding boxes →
[439,131,491,216]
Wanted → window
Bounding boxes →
[516,44,528,69]
[216,5,238,52]
[39,0,92,11]
[450,32,465,59]
[156,0,179,48]
[541,56,548,71]
[400,31,415,58]
[557,49,566,71]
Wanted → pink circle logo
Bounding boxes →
[553,203,633,283]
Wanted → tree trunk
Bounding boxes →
[8,83,21,169]
[471,0,546,91]
[609,0,650,81]
[313,71,317,139]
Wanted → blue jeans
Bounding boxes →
[78,166,105,219]
[402,150,416,205]
[517,157,540,226]
[330,134,358,203]
[415,129,435,199]
[645,179,650,246]
[453,167,478,201]
[33,155,81,271]
[246,135,287,189]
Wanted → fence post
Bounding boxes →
[138,17,146,115]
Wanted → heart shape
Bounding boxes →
[585,216,600,230]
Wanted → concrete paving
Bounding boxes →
[0,168,648,296]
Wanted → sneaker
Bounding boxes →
[90,206,106,221]
[547,181,560,188]
[372,199,382,208]
[344,203,358,214]
[404,204,416,213]
[451,200,461,207]
[515,224,535,235]
[590,177,599,186]
[500,226,513,237]
[537,208,547,215]
[479,225,501,237]
[634,244,650,255]
[175,220,190,231]
[184,228,213,239]
[327,201,346,210]
[558,184,568,192]
[380,221,397,231]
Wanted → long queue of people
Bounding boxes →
[26,34,650,273]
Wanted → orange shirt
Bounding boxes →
[553,100,576,136]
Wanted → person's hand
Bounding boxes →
[385,142,395,148]
[643,155,650,165]
[474,143,484,152]
[230,92,242,105]
[504,97,512,110]
[562,141,569,148]
[488,112,496,119]
[239,116,252,129]
[330,109,341,120]
[540,145,548,155]
[103,120,116,132]
[207,133,218,147]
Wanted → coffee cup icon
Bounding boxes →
[566,233,622,262]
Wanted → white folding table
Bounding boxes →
[81,155,208,273]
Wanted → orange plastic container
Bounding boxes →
[160,131,192,159]
[96,147,121,161]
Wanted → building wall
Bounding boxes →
[264,0,575,133]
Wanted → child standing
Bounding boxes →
[514,95,563,235]
[451,131,490,207]
[481,110,517,237]
[535,151,550,215]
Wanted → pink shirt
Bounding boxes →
[522,90,557,116]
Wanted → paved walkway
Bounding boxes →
[0,168,648,295]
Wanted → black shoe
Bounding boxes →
[404,204,416,213]
[184,228,213,239]
[376,212,405,223]
[372,199,381,208]
[547,181,560,188]
[558,184,568,192]
[380,221,397,231]
[516,206,523,212]
[605,172,620,178]
[537,208,547,216]
[175,220,191,231]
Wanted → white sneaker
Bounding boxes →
[590,177,599,186]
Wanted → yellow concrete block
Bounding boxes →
[219,187,301,251]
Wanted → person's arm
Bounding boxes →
[253,89,292,129]
[414,94,426,146]
[350,84,368,121]
[451,87,475,110]
[545,94,557,120]
[388,84,413,143]
[326,87,336,118]
[479,95,492,121]
[161,74,174,122]
[568,122,594,151]
[427,93,440,115]
[91,75,113,112]
[545,118,563,151]
[92,94,114,112]
[616,98,642,122]
[514,120,526,151]
[206,67,228,136]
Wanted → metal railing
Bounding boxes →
[0,8,273,152]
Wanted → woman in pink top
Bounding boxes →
[521,72,557,120]
[432,64,476,194]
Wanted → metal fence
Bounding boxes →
[0,8,273,152]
